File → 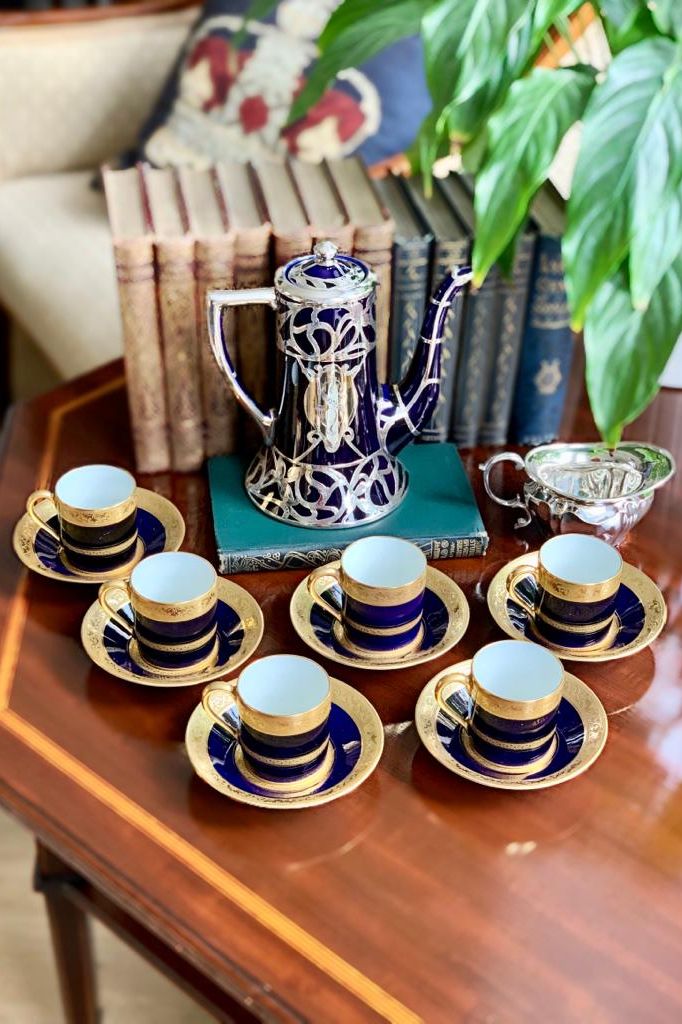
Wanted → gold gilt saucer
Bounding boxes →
[290,564,469,671]
[81,578,263,688]
[13,488,185,584]
[416,661,608,792]
[185,677,384,809]
[487,552,666,662]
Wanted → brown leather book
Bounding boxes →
[289,158,353,251]
[215,162,272,427]
[143,165,204,472]
[177,166,237,459]
[102,165,171,473]
[253,158,312,265]
[326,157,395,381]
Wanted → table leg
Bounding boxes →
[33,842,100,1024]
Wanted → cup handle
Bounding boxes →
[98,581,134,635]
[201,681,239,740]
[506,564,538,619]
[26,489,60,542]
[306,564,343,624]
[433,671,472,730]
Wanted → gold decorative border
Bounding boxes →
[186,678,384,810]
[0,374,420,1024]
[12,487,185,584]
[415,662,608,791]
[487,552,667,663]
[81,579,263,689]
[290,566,470,672]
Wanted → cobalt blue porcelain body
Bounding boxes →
[531,587,618,649]
[342,592,424,653]
[240,716,331,784]
[208,241,471,528]
[509,578,643,652]
[36,507,165,578]
[208,703,360,798]
[61,510,139,572]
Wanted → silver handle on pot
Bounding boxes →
[479,452,531,528]
[207,288,278,444]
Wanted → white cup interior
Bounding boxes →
[55,464,135,510]
[238,655,330,717]
[541,534,622,585]
[341,536,426,589]
[473,641,563,702]
[131,552,216,604]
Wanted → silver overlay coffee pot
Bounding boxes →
[208,241,471,527]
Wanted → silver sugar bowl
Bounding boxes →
[480,442,675,545]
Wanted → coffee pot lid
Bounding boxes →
[275,240,375,303]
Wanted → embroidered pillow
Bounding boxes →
[140,0,430,167]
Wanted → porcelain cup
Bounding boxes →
[98,552,218,672]
[202,655,333,792]
[506,534,623,651]
[435,640,565,775]
[26,464,138,573]
[307,536,427,659]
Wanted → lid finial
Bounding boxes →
[313,239,338,264]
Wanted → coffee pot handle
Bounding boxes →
[207,288,278,444]
[479,452,532,528]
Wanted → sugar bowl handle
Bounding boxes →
[479,452,531,528]
[207,288,278,444]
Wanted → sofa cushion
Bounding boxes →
[0,10,197,183]
[140,0,430,168]
[0,171,121,379]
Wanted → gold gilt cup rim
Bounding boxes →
[340,536,427,606]
[129,552,217,620]
[236,655,331,736]
[538,537,622,602]
[469,641,564,721]
[55,465,137,525]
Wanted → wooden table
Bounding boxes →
[1,361,681,1024]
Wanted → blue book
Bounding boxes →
[209,443,488,573]
[510,189,574,445]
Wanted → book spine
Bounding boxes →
[113,239,171,473]
[451,267,503,447]
[218,533,488,574]
[478,233,535,445]
[421,238,469,442]
[273,232,312,266]
[510,235,574,445]
[353,229,393,383]
[390,239,431,383]
[155,238,204,471]
[196,238,238,457]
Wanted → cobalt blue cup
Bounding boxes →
[306,536,427,660]
[435,640,565,775]
[201,655,333,793]
[506,535,623,652]
[98,552,218,673]
[26,464,139,574]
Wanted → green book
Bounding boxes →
[208,443,488,573]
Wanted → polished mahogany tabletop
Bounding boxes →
[1,361,681,1024]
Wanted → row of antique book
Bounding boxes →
[103,158,573,474]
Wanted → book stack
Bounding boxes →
[377,173,575,449]
[103,158,393,473]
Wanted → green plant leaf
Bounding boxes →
[649,0,682,39]
[563,37,678,329]
[584,256,682,445]
[599,0,659,53]
[288,0,428,124]
[233,0,278,47]
[629,45,682,308]
[471,65,595,285]
[422,0,530,143]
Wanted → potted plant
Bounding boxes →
[247,0,682,447]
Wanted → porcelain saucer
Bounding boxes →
[486,552,666,662]
[416,660,608,791]
[81,578,263,688]
[185,677,384,809]
[289,564,469,671]
[13,487,185,584]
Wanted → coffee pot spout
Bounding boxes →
[378,266,472,454]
